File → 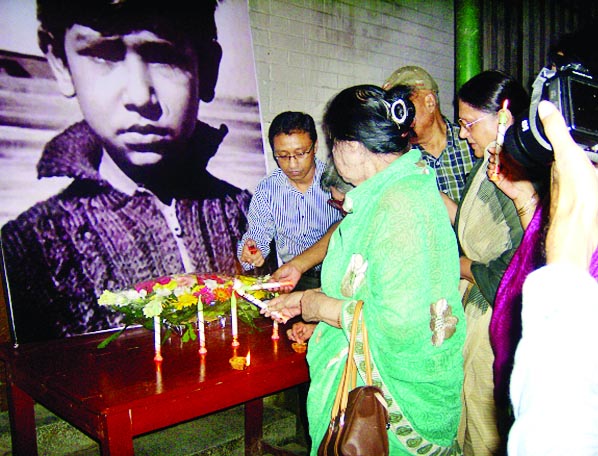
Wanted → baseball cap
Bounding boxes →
[383,66,439,93]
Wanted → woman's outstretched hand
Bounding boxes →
[261,291,303,323]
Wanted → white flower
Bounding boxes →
[123,289,144,301]
[143,298,163,318]
[154,287,172,297]
[173,286,191,297]
[204,279,219,290]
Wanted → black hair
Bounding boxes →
[322,84,415,155]
[268,112,317,151]
[36,0,221,102]
[457,70,530,118]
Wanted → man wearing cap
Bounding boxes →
[383,66,477,203]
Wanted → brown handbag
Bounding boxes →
[317,300,389,456]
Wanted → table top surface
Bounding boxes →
[1,318,309,418]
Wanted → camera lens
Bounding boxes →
[503,112,554,173]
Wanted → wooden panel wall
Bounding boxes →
[480,0,598,91]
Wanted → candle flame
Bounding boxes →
[502,99,509,110]
[246,351,251,366]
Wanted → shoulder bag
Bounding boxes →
[317,300,389,456]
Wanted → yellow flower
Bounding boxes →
[174,293,198,310]
[252,289,268,300]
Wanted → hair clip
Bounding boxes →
[381,99,410,127]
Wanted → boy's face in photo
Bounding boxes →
[49,23,201,169]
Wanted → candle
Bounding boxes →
[199,354,206,382]
[247,281,294,291]
[155,360,163,393]
[271,321,280,340]
[153,316,163,362]
[231,291,240,347]
[198,301,207,354]
[490,99,509,182]
[232,279,288,323]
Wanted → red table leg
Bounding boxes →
[100,410,134,456]
[244,398,300,456]
[7,383,38,456]
[245,398,264,455]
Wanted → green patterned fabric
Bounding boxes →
[345,300,462,455]
[306,150,465,455]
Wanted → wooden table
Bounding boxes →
[0,318,309,455]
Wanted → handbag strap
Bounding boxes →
[329,300,364,420]
[343,300,462,456]
[341,300,363,411]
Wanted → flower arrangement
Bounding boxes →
[97,272,273,348]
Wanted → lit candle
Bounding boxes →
[246,350,251,367]
[198,300,207,354]
[271,320,280,340]
[490,99,509,182]
[153,316,163,362]
[231,291,240,347]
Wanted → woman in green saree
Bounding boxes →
[264,84,465,455]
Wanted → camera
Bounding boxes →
[504,64,598,171]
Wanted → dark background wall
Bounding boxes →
[479,0,598,91]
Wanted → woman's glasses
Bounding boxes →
[458,113,494,132]
[274,143,315,162]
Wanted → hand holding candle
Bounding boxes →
[232,279,288,323]
[490,99,509,182]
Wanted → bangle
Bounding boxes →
[516,192,538,217]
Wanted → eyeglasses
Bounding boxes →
[458,113,494,131]
[274,143,315,162]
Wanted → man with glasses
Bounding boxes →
[237,111,342,290]
[383,66,477,203]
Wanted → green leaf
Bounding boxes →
[97,326,127,349]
